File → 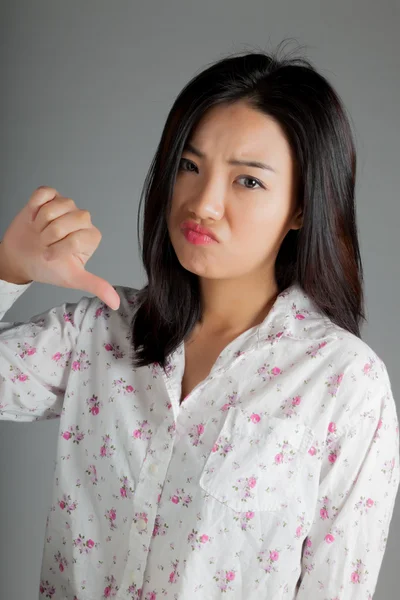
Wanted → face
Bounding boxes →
[167,101,302,283]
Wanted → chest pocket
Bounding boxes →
[199,407,315,513]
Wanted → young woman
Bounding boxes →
[0,46,399,600]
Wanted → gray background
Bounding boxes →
[0,0,399,598]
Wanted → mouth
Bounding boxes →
[180,220,219,245]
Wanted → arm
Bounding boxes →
[0,278,92,422]
[296,356,400,599]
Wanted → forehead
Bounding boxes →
[189,101,292,162]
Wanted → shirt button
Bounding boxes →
[148,463,158,474]
[137,518,147,531]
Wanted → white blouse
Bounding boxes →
[0,278,399,600]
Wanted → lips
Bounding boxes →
[180,220,219,242]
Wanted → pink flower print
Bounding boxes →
[308,446,316,456]
[328,451,337,464]
[232,475,258,505]
[325,372,344,397]
[54,550,68,573]
[86,394,102,416]
[39,580,56,598]
[328,421,336,433]
[187,529,211,550]
[132,419,153,442]
[256,548,280,574]
[104,342,124,360]
[188,422,206,446]
[306,340,328,358]
[250,413,261,423]
[105,507,118,530]
[212,435,234,457]
[213,569,237,592]
[112,377,136,396]
[350,559,368,585]
[355,496,375,515]
[281,394,302,418]
[17,341,37,360]
[119,475,134,499]
[103,574,119,598]
[61,425,84,444]
[169,571,177,583]
[49,349,73,369]
[99,434,116,458]
[275,452,283,464]
[63,310,75,325]
[291,302,310,321]
[257,363,283,381]
[152,514,169,537]
[85,464,98,485]
[320,508,329,520]
[9,365,30,384]
[71,350,90,372]
[233,510,255,531]
[170,488,192,507]
[58,493,77,514]
[325,533,335,543]
[73,534,98,554]
[296,525,303,538]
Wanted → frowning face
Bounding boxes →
[167,100,302,283]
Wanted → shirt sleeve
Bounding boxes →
[295,355,400,599]
[0,278,93,422]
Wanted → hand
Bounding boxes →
[0,186,120,310]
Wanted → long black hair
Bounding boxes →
[129,41,365,369]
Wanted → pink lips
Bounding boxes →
[180,220,219,245]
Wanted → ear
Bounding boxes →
[290,207,303,231]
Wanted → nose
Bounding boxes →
[186,178,225,221]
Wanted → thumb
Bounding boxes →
[74,269,120,311]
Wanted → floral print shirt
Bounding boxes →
[0,278,399,600]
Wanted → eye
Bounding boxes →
[178,158,266,191]
[236,175,265,190]
[178,158,198,173]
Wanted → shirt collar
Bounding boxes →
[165,282,337,378]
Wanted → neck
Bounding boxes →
[197,273,279,337]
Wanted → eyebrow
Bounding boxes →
[183,142,278,174]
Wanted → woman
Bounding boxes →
[0,45,399,599]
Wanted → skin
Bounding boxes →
[167,100,303,340]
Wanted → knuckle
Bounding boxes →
[50,220,63,238]
[80,209,91,220]
[64,197,77,209]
